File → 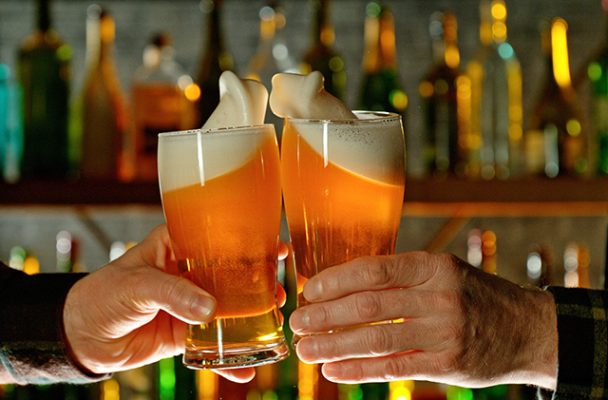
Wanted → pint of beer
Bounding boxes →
[281,112,405,308]
[158,125,288,369]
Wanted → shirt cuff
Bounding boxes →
[0,269,110,384]
[545,286,608,400]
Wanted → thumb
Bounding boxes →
[136,267,216,324]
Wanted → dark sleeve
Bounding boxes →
[0,262,109,384]
[539,287,608,400]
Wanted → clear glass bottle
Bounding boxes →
[17,0,71,180]
[301,0,346,101]
[466,0,523,180]
[420,10,464,177]
[196,0,234,127]
[527,18,588,178]
[132,33,198,181]
[358,2,408,116]
[80,5,130,181]
[246,1,298,87]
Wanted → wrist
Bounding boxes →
[514,288,558,390]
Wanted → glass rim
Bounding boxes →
[284,110,402,125]
[157,123,275,138]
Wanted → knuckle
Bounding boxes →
[363,258,394,287]
[310,304,332,328]
[364,327,393,356]
[382,357,407,381]
[354,292,383,321]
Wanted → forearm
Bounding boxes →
[0,264,107,384]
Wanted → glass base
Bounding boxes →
[183,340,290,370]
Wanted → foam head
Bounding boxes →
[269,71,356,120]
[288,112,405,184]
[202,71,268,130]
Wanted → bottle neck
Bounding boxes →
[259,6,277,43]
[204,0,225,53]
[310,0,334,47]
[363,5,397,73]
[37,0,51,32]
[85,11,116,71]
[431,12,460,69]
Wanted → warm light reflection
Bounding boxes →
[184,83,201,102]
[389,381,414,400]
[551,18,572,89]
[197,370,218,400]
[101,379,120,400]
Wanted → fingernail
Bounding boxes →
[290,310,311,332]
[297,337,319,361]
[322,364,341,380]
[192,296,215,320]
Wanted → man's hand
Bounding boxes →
[289,252,558,390]
[64,225,286,383]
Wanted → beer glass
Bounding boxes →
[281,111,405,310]
[158,125,289,369]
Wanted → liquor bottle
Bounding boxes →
[17,0,71,180]
[587,0,608,176]
[301,0,346,101]
[132,32,198,181]
[0,62,22,183]
[196,0,234,126]
[466,0,523,180]
[246,1,298,134]
[527,18,588,178]
[420,10,464,177]
[358,2,408,115]
[80,5,131,181]
[246,1,298,88]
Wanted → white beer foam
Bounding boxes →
[269,72,356,120]
[202,71,268,130]
[158,71,272,192]
[158,126,271,192]
[293,114,405,184]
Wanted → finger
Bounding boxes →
[303,252,438,302]
[295,320,439,364]
[278,242,289,261]
[116,224,173,270]
[291,289,446,334]
[277,283,287,307]
[136,267,216,324]
[322,350,451,384]
[214,368,256,383]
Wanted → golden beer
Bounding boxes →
[158,125,288,369]
[281,112,405,306]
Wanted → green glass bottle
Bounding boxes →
[587,0,608,175]
[301,0,347,101]
[17,0,71,179]
[527,18,588,178]
[196,0,234,126]
[358,2,408,116]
